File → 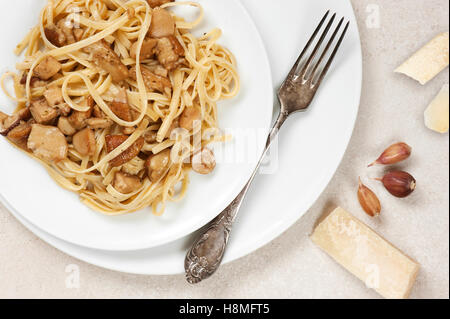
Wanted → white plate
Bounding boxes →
[0,0,273,251]
[2,0,362,275]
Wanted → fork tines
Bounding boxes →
[288,11,350,86]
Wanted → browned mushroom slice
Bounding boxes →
[105,135,128,152]
[105,135,145,167]
[44,85,64,107]
[149,7,175,38]
[57,117,76,136]
[27,124,68,162]
[130,38,158,60]
[34,56,62,80]
[168,35,185,56]
[7,121,32,144]
[145,148,171,182]
[57,19,76,44]
[44,24,66,47]
[20,73,47,88]
[86,117,113,129]
[0,108,31,136]
[0,117,20,136]
[17,107,32,122]
[73,128,96,156]
[92,105,105,118]
[147,0,174,8]
[73,28,84,42]
[110,88,133,121]
[130,65,171,92]
[30,98,59,124]
[156,37,183,70]
[83,40,129,83]
[0,111,8,125]
[113,171,142,194]
[56,103,72,117]
[192,147,216,175]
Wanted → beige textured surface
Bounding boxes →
[0,0,448,299]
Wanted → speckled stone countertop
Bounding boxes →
[0,0,448,299]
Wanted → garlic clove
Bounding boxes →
[369,142,412,167]
[380,171,416,198]
[357,178,381,217]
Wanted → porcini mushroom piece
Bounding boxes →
[27,124,68,162]
[34,56,62,80]
[113,171,142,194]
[83,40,129,83]
[73,128,96,156]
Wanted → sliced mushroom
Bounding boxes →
[110,88,132,121]
[113,171,142,194]
[147,0,174,8]
[122,126,136,135]
[179,107,201,131]
[168,35,185,56]
[73,128,96,156]
[130,65,171,92]
[27,124,68,162]
[68,97,94,129]
[30,98,59,124]
[83,40,129,83]
[149,7,175,38]
[156,37,182,70]
[105,135,128,152]
[147,64,168,77]
[144,129,157,143]
[192,147,216,175]
[56,103,72,117]
[145,148,171,182]
[7,121,32,144]
[105,135,145,167]
[18,107,32,122]
[92,105,105,118]
[57,117,77,136]
[44,85,64,107]
[44,24,66,47]
[0,111,8,127]
[57,18,76,44]
[130,38,158,61]
[1,116,20,136]
[34,56,62,80]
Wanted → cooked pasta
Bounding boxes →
[0,0,239,216]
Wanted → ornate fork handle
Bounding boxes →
[185,112,288,284]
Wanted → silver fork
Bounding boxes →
[185,11,350,284]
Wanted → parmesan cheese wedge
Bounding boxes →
[395,32,449,85]
[311,207,420,299]
[424,84,449,133]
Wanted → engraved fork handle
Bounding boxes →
[185,111,288,284]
